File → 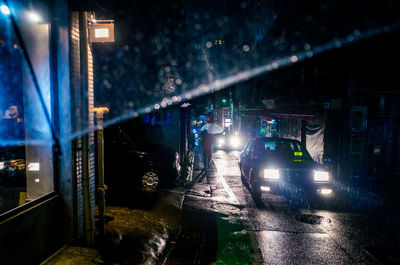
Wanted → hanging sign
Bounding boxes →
[89,20,115,43]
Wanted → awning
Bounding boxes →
[242,104,325,121]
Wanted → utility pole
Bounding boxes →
[94,107,109,237]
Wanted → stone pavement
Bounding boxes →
[41,188,185,265]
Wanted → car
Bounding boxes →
[104,121,180,197]
[239,137,333,200]
[215,132,244,150]
[0,158,26,187]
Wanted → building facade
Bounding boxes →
[0,1,98,263]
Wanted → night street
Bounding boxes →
[164,150,400,265]
[2,1,400,264]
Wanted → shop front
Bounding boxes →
[0,0,72,264]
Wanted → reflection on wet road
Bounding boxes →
[167,150,399,264]
[215,150,386,264]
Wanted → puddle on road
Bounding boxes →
[216,213,252,265]
[212,203,241,214]
[212,189,229,198]
[186,183,212,197]
[295,214,332,225]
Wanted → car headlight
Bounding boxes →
[264,169,280,180]
[217,137,225,145]
[314,171,330,182]
[229,136,241,147]
[0,161,4,171]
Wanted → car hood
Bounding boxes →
[257,156,323,171]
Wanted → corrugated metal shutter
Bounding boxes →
[88,44,96,230]
[69,11,85,240]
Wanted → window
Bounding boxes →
[0,1,54,214]
[243,141,254,156]
[256,139,313,161]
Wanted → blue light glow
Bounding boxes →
[1,4,10,15]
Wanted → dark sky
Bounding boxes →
[84,0,400,120]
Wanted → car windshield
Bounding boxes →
[255,139,313,161]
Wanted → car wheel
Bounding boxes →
[252,185,261,200]
[141,170,160,192]
[250,173,261,200]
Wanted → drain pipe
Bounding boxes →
[94,107,109,237]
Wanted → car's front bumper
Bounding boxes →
[256,179,334,197]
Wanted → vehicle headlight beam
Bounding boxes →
[314,171,330,182]
[264,169,280,180]
[229,136,241,147]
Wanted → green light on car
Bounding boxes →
[294,152,303,156]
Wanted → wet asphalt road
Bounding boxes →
[164,150,400,265]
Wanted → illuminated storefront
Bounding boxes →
[0,1,73,264]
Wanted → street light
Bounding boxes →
[1,4,10,15]
[26,10,41,23]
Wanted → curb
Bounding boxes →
[157,188,186,265]
[39,245,68,265]
[158,226,183,265]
